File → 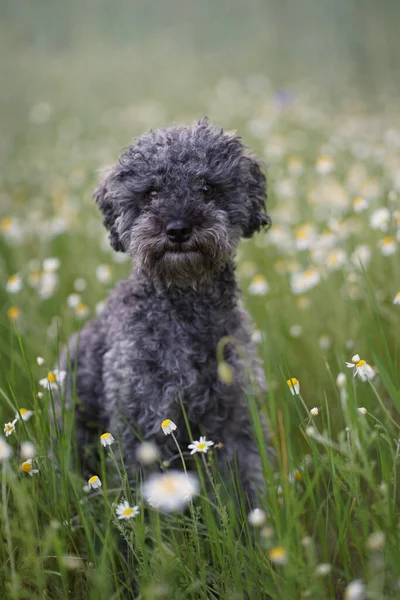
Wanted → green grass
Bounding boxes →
[1,22,400,597]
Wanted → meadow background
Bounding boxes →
[1,1,400,598]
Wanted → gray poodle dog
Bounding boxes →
[58,118,273,503]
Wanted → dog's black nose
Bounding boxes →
[166,220,192,243]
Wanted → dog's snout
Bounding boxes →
[166,220,193,243]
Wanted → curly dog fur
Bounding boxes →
[58,118,272,503]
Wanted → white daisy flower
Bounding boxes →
[20,441,37,460]
[316,156,334,174]
[290,268,320,295]
[135,441,160,465]
[39,369,67,390]
[393,291,400,305]
[248,508,266,527]
[268,546,288,565]
[248,275,269,295]
[336,372,347,388]
[188,436,214,455]
[36,356,45,366]
[358,407,367,415]
[21,459,39,476]
[67,293,81,308]
[326,249,347,271]
[289,324,302,338]
[318,335,332,350]
[15,408,34,422]
[294,223,317,251]
[100,432,114,447]
[0,437,12,461]
[42,257,60,272]
[6,273,23,294]
[287,377,300,395]
[370,207,390,232]
[142,471,199,513]
[345,355,375,382]
[88,475,102,490]
[75,303,90,320]
[96,264,112,284]
[315,563,332,576]
[378,236,396,256]
[4,420,17,437]
[161,419,177,435]
[344,579,365,600]
[310,407,319,416]
[351,245,371,269]
[115,500,139,520]
[353,197,369,213]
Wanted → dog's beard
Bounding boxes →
[127,211,238,286]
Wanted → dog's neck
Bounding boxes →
[133,260,239,310]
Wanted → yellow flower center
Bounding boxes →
[7,307,20,320]
[295,230,308,239]
[269,546,286,560]
[287,378,298,387]
[382,236,393,245]
[328,255,338,265]
[8,275,18,284]
[356,360,366,368]
[161,419,171,428]
[354,197,363,206]
[0,217,13,232]
[47,372,56,383]
[197,443,206,451]
[123,507,133,517]
[5,424,14,432]
[76,303,87,314]
[304,269,314,278]
[160,479,178,493]
[100,432,111,440]
[22,461,32,473]
[19,408,27,416]
[294,470,302,481]
[88,476,98,484]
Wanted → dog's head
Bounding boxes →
[95,119,269,285]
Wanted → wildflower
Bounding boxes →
[21,459,39,476]
[316,156,334,174]
[326,249,346,271]
[393,292,400,305]
[353,197,369,213]
[290,268,320,295]
[75,303,90,319]
[7,306,20,321]
[251,330,262,343]
[0,437,12,461]
[67,293,81,308]
[142,470,199,512]
[36,356,45,366]
[116,500,140,520]
[289,324,302,338]
[288,469,303,483]
[218,361,233,384]
[188,436,214,455]
[351,245,371,269]
[310,407,319,417]
[294,224,316,251]
[20,441,37,460]
[345,355,375,381]
[336,373,347,388]
[378,236,396,256]
[315,563,332,576]
[287,377,300,395]
[268,546,287,565]
[135,441,160,465]
[344,579,365,600]
[318,335,332,350]
[4,421,17,437]
[96,264,112,284]
[161,419,177,435]
[367,531,385,551]
[100,432,114,447]
[6,274,23,294]
[15,408,34,422]
[39,369,67,390]
[248,274,269,295]
[43,257,60,272]
[39,272,59,299]
[88,475,102,490]
[248,508,266,527]
[370,207,390,231]
[357,407,367,415]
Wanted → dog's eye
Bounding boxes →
[201,184,214,197]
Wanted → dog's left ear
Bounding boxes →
[241,156,270,238]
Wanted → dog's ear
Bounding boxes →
[241,156,270,238]
[93,173,124,252]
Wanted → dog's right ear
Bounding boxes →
[93,174,124,253]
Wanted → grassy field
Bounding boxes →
[1,4,400,598]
